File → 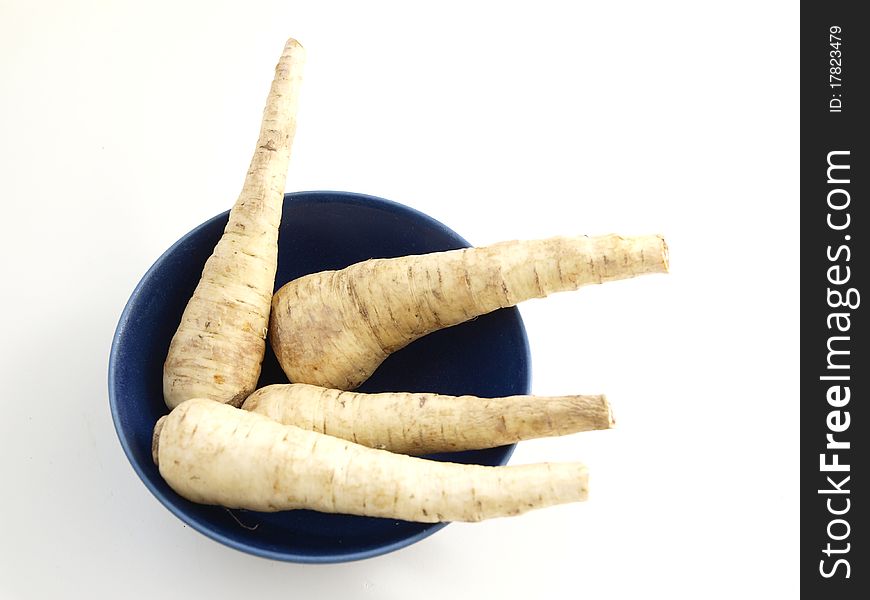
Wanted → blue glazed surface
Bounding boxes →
[108,191,531,563]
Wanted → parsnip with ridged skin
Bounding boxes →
[163,39,305,410]
[242,383,614,455]
[154,399,589,522]
[270,233,668,390]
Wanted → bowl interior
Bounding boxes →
[109,191,531,562]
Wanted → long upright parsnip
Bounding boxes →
[242,383,614,455]
[154,399,588,522]
[163,39,305,409]
[270,233,668,390]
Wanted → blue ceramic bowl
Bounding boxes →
[109,191,531,563]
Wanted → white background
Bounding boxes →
[0,1,798,598]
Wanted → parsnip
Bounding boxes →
[163,38,305,409]
[242,383,613,455]
[270,233,668,390]
[154,399,589,522]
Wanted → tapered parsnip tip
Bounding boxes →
[602,395,616,428]
[658,235,670,272]
[631,233,668,275]
[281,38,305,59]
[279,38,306,69]
[152,416,168,466]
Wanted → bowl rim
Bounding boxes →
[108,190,529,563]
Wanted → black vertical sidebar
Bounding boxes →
[802,2,867,596]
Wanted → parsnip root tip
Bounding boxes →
[284,37,304,50]
[604,395,616,428]
[152,416,167,466]
[659,235,669,272]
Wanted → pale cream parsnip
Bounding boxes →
[154,399,589,522]
[163,39,305,409]
[270,233,668,390]
[243,383,614,455]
